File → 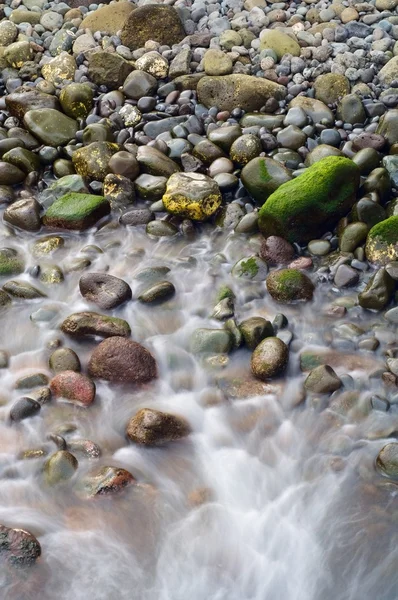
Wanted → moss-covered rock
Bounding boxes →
[260,29,300,59]
[163,172,221,221]
[258,156,360,243]
[0,247,24,276]
[313,73,350,105]
[43,193,110,230]
[61,311,131,339]
[241,157,292,205]
[266,268,314,303]
[365,216,398,264]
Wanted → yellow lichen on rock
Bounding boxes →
[163,172,222,221]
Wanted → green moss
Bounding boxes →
[258,159,271,182]
[45,193,106,221]
[368,216,398,245]
[258,156,360,243]
[216,285,235,302]
[267,268,314,303]
[239,257,259,277]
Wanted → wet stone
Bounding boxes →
[79,273,132,310]
[334,264,359,288]
[126,408,190,446]
[358,268,395,311]
[50,371,95,407]
[251,337,289,381]
[239,317,274,350]
[232,256,268,281]
[120,208,154,227]
[376,443,398,479]
[77,466,135,499]
[304,365,342,394]
[2,280,45,299]
[61,312,131,339]
[259,236,294,265]
[0,525,41,567]
[88,336,157,384]
[138,281,175,305]
[3,198,41,232]
[267,269,314,302]
[15,373,48,389]
[9,397,41,421]
[44,450,78,485]
[49,348,81,373]
[190,328,233,355]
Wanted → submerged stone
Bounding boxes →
[126,408,190,445]
[61,312,131,339]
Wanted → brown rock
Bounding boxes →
[259,235,295,265]
[88,336,157,384]
[126,408,190,445]
[121,5,185,50]
[0,525,41,567]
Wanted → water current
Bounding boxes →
[0,215,397,600]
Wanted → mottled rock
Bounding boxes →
[126,408,190,445]
[79,272,132,309]
[88,336,157,384]
[163,172,221,221]
[61,312,131,339]
[251,337,289,380]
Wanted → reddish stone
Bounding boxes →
[50,371,95,406]
[259,235,295,265]
[88,336,157,384]
[0,525,41,567]
[288,256,313,270]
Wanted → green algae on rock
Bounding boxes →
[258,156,360,243]
[365,216,398,265]
[43,193,110,230]
[0,247,24,276]
[266,268,314,303]
[59,83,93,120]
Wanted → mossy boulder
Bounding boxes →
[241,157,292,205]
[266,268,314,303]
[163,172,221,221]
[59,83,93,120]
[43,193,110,230]
[365,216,398,264]
[258,156,360,243]
[61,312,131,339]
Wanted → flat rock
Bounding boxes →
[61,312,131,339]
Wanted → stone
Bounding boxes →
[88,51,133,90]
[258,157,360,244]
[190,328,233,354]
[376,110,398,146]
[251,337,289,380]
[304,365,342,394]
[0,525,41,567]
[41,52,76,85]
[23,109,77,147]
[376,443,398,479]
[241,157,292,205]
[163,172,221,221]
[208,124,242,152]
[336,94,366,125]
[366,216,398,265]
[79,2,135,35]
[88,336,157,384]
[121,5,185,50]
[72,142,119,181]
[339,222,368,253]
[123,70,157,100]
[169,49,192,79]
[3,280,45,299]
[43,193,109,230]
[259,235,295,265]
[138,281,175,304]
[333,264,359,288]
[229,134,262,167]
[378,56,398,87]
[358,267,395,311]
[239,317,274,350]
[0,21,18,46]
[120,208,154,226]
[203,49,233,76]
[61,312,130,340]
[49,348,81,373]
[266,268,314,303]
[126,408,190,445]
[9,397,41,421]
[59,83,93,120]
[44,450,78,485]
[0,162,25,185]
[137,146,179,178]
[4,41,32,68]
[135,52,169,79]
[15,373,48,390]
[50,371,95,407]
[3,147,40,174]
[79,272,131,309]
[289,96,334,126]
[39,175,88,209]
[197,74,286,112]
[3,198,41,232]
[232,256,268,280]
[314,74,350,105]
[77,466,135,499]
[260,29,300,59]
[0,248,24,276]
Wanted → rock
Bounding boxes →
[169,49,192,79]
[61,312,130,340]
[229,134,262,167]
[79,273,131,309]
[123,70,157,100]
[4,41,32,68]
[88,336,157,384]
[376,443,398,479]
[135,52,169,79]
[0,162,25,185]
[72,142,119,181]
[260,29,300,59]
[59,83,93,120]
[146,221,178,237]
[41,52,76,85]
[67,440,101,459]
[232,256,268,280]
[289,96,334,126]
[49,348,80,373]
[314,73,350,104]
[258,156,360,244]
[203,49,233,76]
[0,289,11,307]
[43,193,109,230]
[88,52,133,90]
[376,110,398,146]
[126,408,190,445]
[3,147,40,174]
[251,337,289,380]
[121,5,185,50]
[138,281,175,304]
[103,174,135,209]
[0,20,18,46]
[3,280,45,299]
[208,124,242,152]
[3,198,41,232]
[378,56,398,87]
[358,267,395,311]
[79,2,135,35]
[0,525,41,567]
[259,235,295,265]
[23,109,77,147]
[304,365,342,394]
[39,175,88,209]
[50,371,95,407]
[352,148,381,176]
[15,373,49,390]
[190,328,233,354]
[5,87,60,119]
[336,94,366,125]
[32,235,65,257]
[197,74,286,112]
[266,268,314,302]
[163,172,221,221]
[44,450,78,485]
[239,317,274,350]
[366,216,398,265]
[333,264,359,288]
[120,208,154,226]
[77,466,135,499]
[9,397,41,421]
[136,146,179,178]
[305,145,343,167]
[339,222,368,253]
[0,248,24,276]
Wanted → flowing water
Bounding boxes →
[0,215,397,600]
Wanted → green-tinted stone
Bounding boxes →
[72,142,119,181]
[39,174,88,209]
[208,124,242,152]
[232,256,268,280]
[138,281,175,304]
[61,311,131,339]
[0,248,24,276]
[266,268,314,303]
[305,144,343,166]
[2,280,46,299]
[44,450,78,485]
[229,134,262,167]
[59,83,94,120]
[5,86,60,119]
[39,265,64,285]
[82,123,114,145]
[53,159,75,178]
[146,220,178,237]
[239,317,274,350]
[339,222,368,252]
[358,267,395,310]
[365,216,398,264]
[190,328,233,354]
[43,193,110,230]
[241,156,292,205]
[2,147,40,174]
[23,109,78,147]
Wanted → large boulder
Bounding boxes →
[121,5,185,50]
[197,74,286,112]
[126,408,190,445]
[258,156,360,243]
[365,216,398,265]
[43,193,110,230]
[88,336,157,384]
[163,172,221,220]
